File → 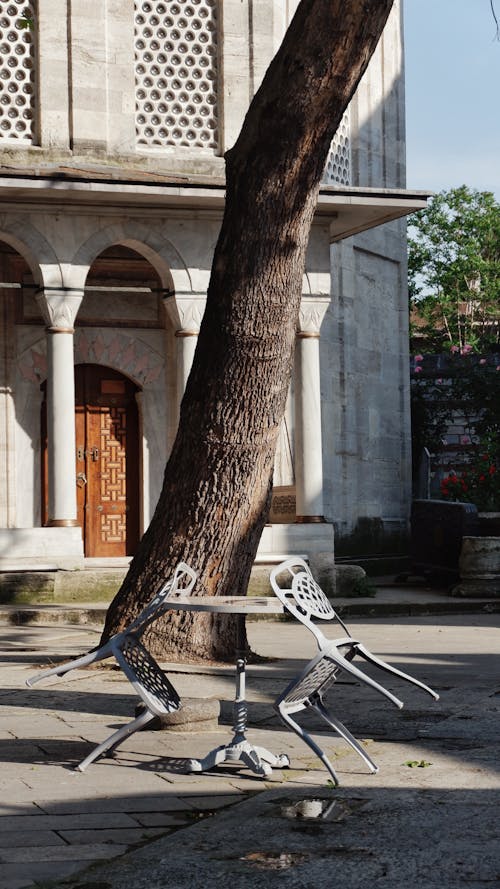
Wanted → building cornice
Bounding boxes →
[0,164,432,241]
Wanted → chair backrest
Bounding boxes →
[270,557,348,647]
[126,561,197,636]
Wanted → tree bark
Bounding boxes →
[102,0,394,661]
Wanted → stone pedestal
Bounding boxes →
[136,698,220,732]
[454,536,500,597]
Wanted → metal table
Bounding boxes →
[165,595,290,777]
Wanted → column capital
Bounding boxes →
[297,295,330,336]
[36,288,83,331]
[164,293,206,334]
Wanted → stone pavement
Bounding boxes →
[1,589,500,888]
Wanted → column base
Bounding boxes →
[295,515,326,523]
[46,519,80,527]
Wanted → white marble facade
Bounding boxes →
[0,0,421,566]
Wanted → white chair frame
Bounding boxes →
[270,557,439,780]
[26,562,197,772]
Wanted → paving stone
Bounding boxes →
[0,831,65,848]
[0,878,34,889]
[0,813,138,831]
[3,612,500,889]
[58,827,167,845]
[35,795,195,814]
[0,861,88,889]
[0,843,128,862]
[0,802,41,816]
[180,793,244,811]
[130,811,194,827]
[3,716,86,737]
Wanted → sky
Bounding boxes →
[403,0,500,200]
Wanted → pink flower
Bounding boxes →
[436,378,443,384]
[450,345,459,353]
[414,354,424,362]
[414,366,422,373]
[496,366,500,372]
[461,344,473,354]
[461,435,470,445]
[479,359,487,365]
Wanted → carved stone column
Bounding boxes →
[294,296,330,522]
[164,294,206,410]
[37,289,83,526]
[0,274,16,527]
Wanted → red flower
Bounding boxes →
[489,465,496,475]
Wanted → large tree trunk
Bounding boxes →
[102,0,394,661]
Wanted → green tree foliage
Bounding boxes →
[411,353,500,509]
[408,186,500,353]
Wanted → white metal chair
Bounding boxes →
[275,647,379,786]
[270,557,439,779]
[26,561,197,772]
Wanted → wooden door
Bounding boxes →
[75,365,140,557]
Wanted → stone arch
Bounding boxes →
[0,218,63,289]
[69,221,193,294]
[74,330,165,389]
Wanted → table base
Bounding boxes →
[184,655,290,778]
[186,734,290,778]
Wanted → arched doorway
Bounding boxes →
[75,365,140,557]
[42,365,141,557]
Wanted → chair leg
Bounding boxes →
[354,644,440,700]
[312,696,378,774]
[25,647,110,687]
[276,705,340,786]
[75,708,155,772]
[325,649,404,709]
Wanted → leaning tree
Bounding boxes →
[102,0,394,661]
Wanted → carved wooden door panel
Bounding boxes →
[75,365,140,557]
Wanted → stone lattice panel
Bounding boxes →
[0,0,36,143]
[323,109,351,186]
[134,0,219,150]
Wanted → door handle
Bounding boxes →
[76,472,87,488]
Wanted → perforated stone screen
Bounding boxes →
[0,0,36,143]
[323,110,351,186]
[134,0,219,150]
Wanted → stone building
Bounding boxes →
[0,0,428,578]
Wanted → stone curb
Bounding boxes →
[2,593,500,627]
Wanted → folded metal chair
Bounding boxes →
[26,561,197,772]
[270,557,439,780]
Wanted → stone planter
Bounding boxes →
[453,536,500,597]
